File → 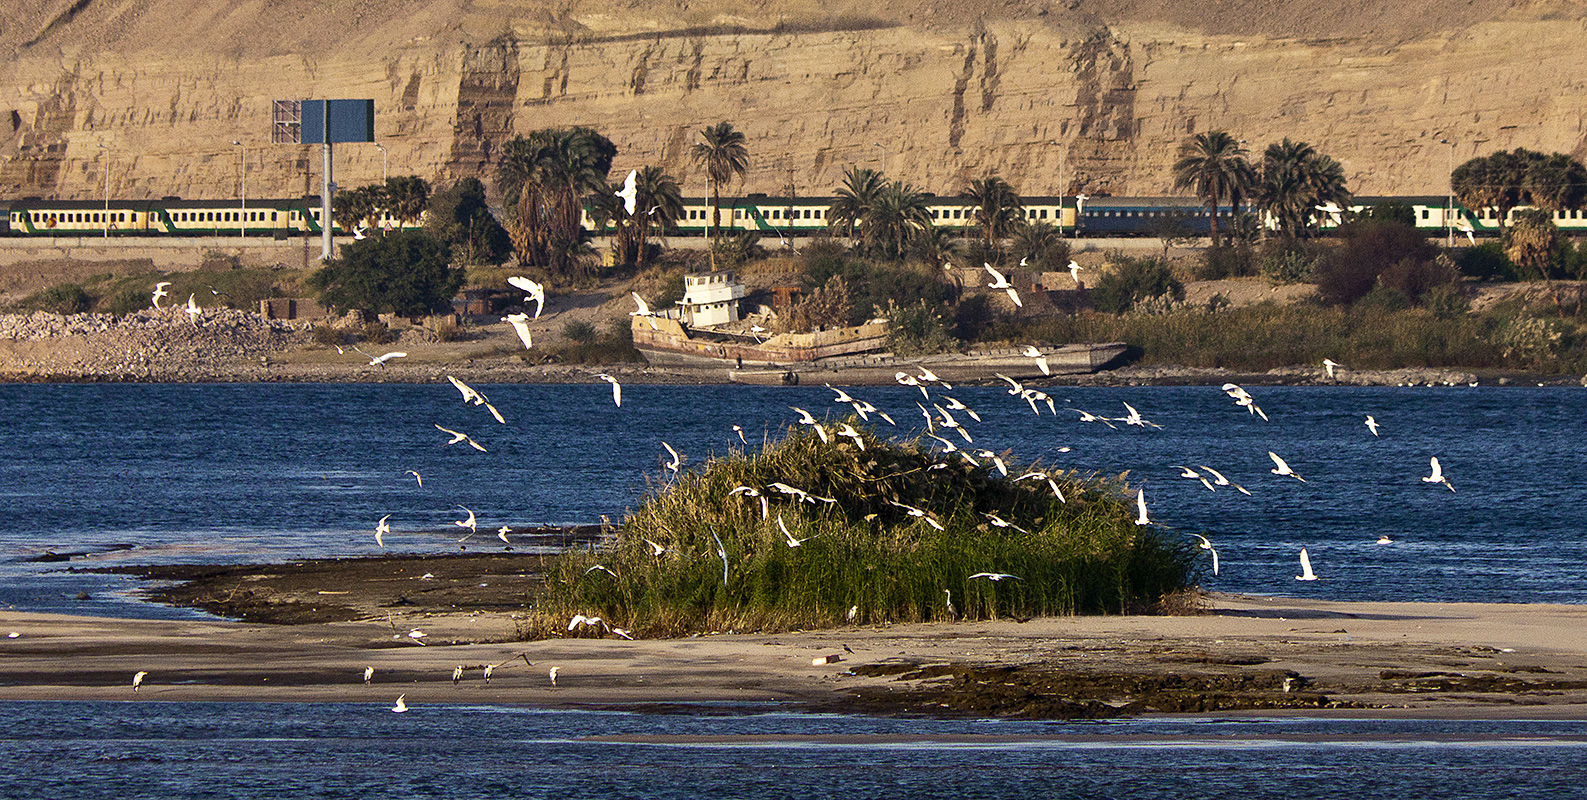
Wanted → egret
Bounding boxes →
[917,365,950,389]
[661,441,681,473]
[889,500,944,531]
[895,372,929,398]
[406,469,423,488]
[616,168,639,215]
[548,667,559,687]
[732,424,748,445]
[778,514,814,547]
[629,292,659,329]
[185,293,202,324]
[392,694,409,712]
[453,506,478,537]
[1322,358,1343,381]
[981,512,1024,533]
[984,263,1023,307]
[975,449,1008,476]
[506,276,546,319]
[1067,260,1083,285]
[1021,345,1050,376]
[1423,456,1455,491]
[363,666,374,685]
[448,375,486,405]
[1134,489,1150,525]
[643,538,667,556]
[836,423,866,450]
[354,347,407,367]
[497,525,512,544]
[1190,534,1220,575]
[568,614,605,631]
[933,404,973,443]
[1268,451,1306,482]
[597,374,622,407]
[940,395,981,422]
[151,282,172,309]
[968,572,1021,582]
[1169,465,1216,492]
[790,406,829,443]
[1296,548,1318,581]
[375,514,391,548]
[1365,415,1381,437]
[1197,465,1251,496]
[132,671,147,692]
[1376,534,1395,545]
[730,485,770,519]
[503,313,534,349]
[434,424,487,452]
[452,665,464,685]
[995,373,1023,395]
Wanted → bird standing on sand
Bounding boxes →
[132,671,147,692]
[452,665,464,685]
[548,667,559,687]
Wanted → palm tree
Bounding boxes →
[1256,139,1351,238]
[690,122,750,243]
[382,175,432,227]
[331,186,377,233]
[1523,152,1587,216]
[497,127,617,279]
[828,166,885,239]
[1452,150,1529,232]
[961,174,1024,252]
[862,181,933,259]
[1172,131,1255,248]
[1010,221,1069,269]
[591,166,685,268]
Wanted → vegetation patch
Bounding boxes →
[531,424,1194,637]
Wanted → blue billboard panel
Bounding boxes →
[299,99,375,144]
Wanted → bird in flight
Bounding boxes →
[497,525,512,545]
[968,572,1021,582]
[1134,489,1150,526]
[1322,358,1343,381]
[354,347,407,367]
[391,694,408,713]
[1170,465,1216,492]
[1197,465,1251,496]
[597,374,622,407]
[507,276,547,319]
[1268,451,1306,482]
[917,365,950,389]
[1067,260,1083,285]
[836,423,866,450]
[405,469,423,488]
[1296,548,1319,581]
[778,514,815,547]
[151,282,172,310]
[732,424,748,445]
[1190,533,1219,575]
[889,501,944,531]
[375,514,391,548]
[453,506,478,538]
[790,406,829,443]
[448,375,487,405]
[1365,415,1381,436]
[981,512,1024,532]
[503,313,534,350]
[185,294,202,324]
[1422,456,1455,491]
[434,424,487,452]
[730,485,770,519]
[894,372,930,398]
[661,441,681,473]
[132,671,147,692]
[616,169,639,216]
[629,292,659,329]
[940,395,981,422]
[984,263,1023,307]
[1021,345,1050,376]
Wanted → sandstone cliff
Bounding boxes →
[1,0,1583,203]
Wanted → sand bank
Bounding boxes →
[2,593,1585,719]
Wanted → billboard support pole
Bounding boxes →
[321,141,334,261]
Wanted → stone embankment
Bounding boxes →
[0,308,311,381]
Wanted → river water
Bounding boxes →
[2,382,1584,795]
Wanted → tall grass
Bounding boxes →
[533,424,1195,637]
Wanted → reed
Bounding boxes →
[531,424,1195,637]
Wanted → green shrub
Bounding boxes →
[886,299,958,356]
[1259,246,1319,285]
[1355,285,1411,312]
[312,326,347,347]
[1315,218,1438,305]
[530,425,1194,636]
[360,321,395,345]
[562,320,598,344]
[1194,244,1256,280]
[434,320,468,342]
[1092,256,1185,314]
[21,283,92,315]
[1457,243,1518,282]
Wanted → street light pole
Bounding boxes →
[232,140,246,240]
[1440,138,1455,248]
[375,143,387,183]
[97,143,109,239]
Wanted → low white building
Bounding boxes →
[678,271,746,328]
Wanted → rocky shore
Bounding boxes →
[0,308,1576,387]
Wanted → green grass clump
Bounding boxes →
[533,424,1195,637]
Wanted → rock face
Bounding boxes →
[0,0,1584,203]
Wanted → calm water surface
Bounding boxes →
[0,382,1584,616]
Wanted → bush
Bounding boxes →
[1315,218,1437,305]
[312,326,347,347]
[1379,254,1459,304]
[1194,245,1256,280]
[360,321,395,345]
[530,425,1194,636]
[21,283,92,315]
[1092,256,1185,314]
[434,320,468,342]
[952,294,996,341]
[885,299,958,356]
[308,229,463,315]
[562,320,598,344]
[1355,285,1411,312]
[1423,283,1471,319]
[1457,243,1518,282]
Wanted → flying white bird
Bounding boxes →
[629,292,659,329]
[1074,408,1118,429]
[968,572,1022,582]
[1067,260,1083,285]
[506,276,546,318]
[933,404,973,443]
[940,395,981,422]
[895,372,929,398]
[790,406,829,443]
[1268,451,1306,482]
[503,313,534,349]
[1423,456,1455,491]
[1022,388,1055,416]
[497,525,512,544]
[375,514,391,548]
[981,512,1024,532]
[778,514,815,547]
[1120,402,1161,429]
[1021,345,1050,376]
[616,168,639,216]
[597,374,622,407]
[661,441,681,473]
[406,469,423,488]
[132,671,147,692]
[730,485,770,519]
[185,293,202,324]
[448,375,486,405]
[1322,358,1343,381]
[584,564,618,578]
[151,282,172,309]
[434,424,487,452]
[453,506,477,538]
[1365,415,1381,436]
[1134,489,1151,525]
[984,263,1023,307]
[1296,548,1318,581]
[1170,465,1216,492]
[996,373,1024,395]
[643,538,667,556]
[568,614,606,632]
[917,365,950,389]
[975,449,1008,476]
[1190,533,1220,576]
[1197,465,1251,496]
[889,501,944,531]
[354,347,407,367]
[391,694,409,713]
[836,423,866,450]
[1454,215,1477,245]
[732,424,748,445]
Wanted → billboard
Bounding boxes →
[272,99,375,144]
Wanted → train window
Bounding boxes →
[313,211,320,220]
[1421,209,1430,219]
[272,212,278,221]
[734,210,743,219]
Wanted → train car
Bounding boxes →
[1074,196,1235,237]
[8,199,160,235]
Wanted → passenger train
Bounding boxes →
[6,193,1584,240]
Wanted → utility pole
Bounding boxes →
[97,143,109,239]
[232,141,246,240]
[1440,138,1455,248]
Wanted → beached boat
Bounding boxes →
[631,317,1127,385]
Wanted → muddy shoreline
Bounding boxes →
[28,552,1587,720]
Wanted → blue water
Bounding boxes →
[1,703,1584,799]
[1,382,1584,617]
